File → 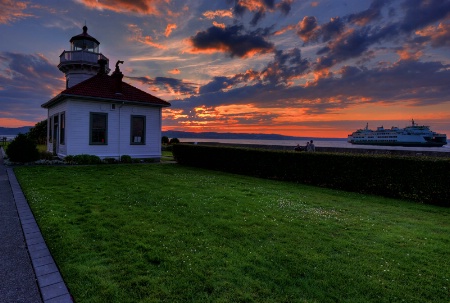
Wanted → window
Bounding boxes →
[60,112,65,145]
[130,115,145,145]
[90,113,108,144]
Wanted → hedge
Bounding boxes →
[173,144,450,206]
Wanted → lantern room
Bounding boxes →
[70,25,100,52]
[58,25,110,88]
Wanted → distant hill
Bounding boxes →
[162,130,345,141]
[0,126,32,135]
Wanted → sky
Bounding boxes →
[1,0,450,138]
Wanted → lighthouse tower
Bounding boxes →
[58,25,110,88]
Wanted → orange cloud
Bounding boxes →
[168,68,180,75]
[203,9,233,19]
[75,0,165,16]
[213,21,226,29]
[236,0,266,12]
[165,23,177,37]
[0,0,32,24]
[396,47,423,61]
[127,24,166,49]
[416,22,450,47]
[274,24,295,36]
[311,1,319,7]
[163,109,188,120]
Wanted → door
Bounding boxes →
[53,115,59,155]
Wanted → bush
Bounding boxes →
[120,155,132,163]
[6,133,40,163]
[39,151,54,160]
[169,137,180,144]
[103,157,117,164]
[64,155,75,164]
[72,154,102,165]
[161,136,169,144]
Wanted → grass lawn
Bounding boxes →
[15,164,450,303]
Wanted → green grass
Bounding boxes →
[15,164,450,303]
[161,150,174,162]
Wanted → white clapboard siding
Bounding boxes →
[49,99,162,159]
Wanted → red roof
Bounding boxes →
[42,73,171,108]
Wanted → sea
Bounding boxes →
[0,135,16,141]
[178,137,450,153]
[2,134,449,153]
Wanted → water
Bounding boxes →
[0,135,16,141]
[179,138,450,153]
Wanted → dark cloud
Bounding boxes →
[174,57,450,119]
[232,0,292,25]
[307,60,450,107]
[0,52,62,121]
[297,16,319,42]
[190,24,274,57]
[315,26,378,70]
[297,16,345,43]
[313,0,450,70]
[126,76,197,95]
[399,0,450,32]
[320,17,345,42]
[199,77,235,94]
[277,0,293,15]
[260,48,310,84]
[347,0,389,25]
[197,48,309,95]
[250,9,265,26]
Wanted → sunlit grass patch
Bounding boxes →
[15,164,450,303]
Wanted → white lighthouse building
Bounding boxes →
[42,26,170,160]
[58,25,110,88]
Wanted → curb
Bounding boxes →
[7,167,73,303]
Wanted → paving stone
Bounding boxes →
[35,262,59,277]
[41,282,69,301]
[37,271,64,288]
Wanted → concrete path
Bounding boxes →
[0,148,72,303]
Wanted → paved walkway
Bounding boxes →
[0,148,72,303]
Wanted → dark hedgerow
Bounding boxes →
[6,133,40,163]
[173,144,450,206]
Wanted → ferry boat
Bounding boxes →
[348,120,447,147]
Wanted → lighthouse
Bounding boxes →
[58,25,110,88]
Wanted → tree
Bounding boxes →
[161,136,169,144]
[6,133,40,163]
[27,119,47,145]
[169,137,180,144]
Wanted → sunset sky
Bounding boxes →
[1,0,450,138]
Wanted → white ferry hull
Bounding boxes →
[348,120,447,147]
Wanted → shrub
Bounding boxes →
[169,137,180,144]
[120,155,132,163]
[103,157,117,164]
[39,151,54,160]
[64,155,75,164]
[161,136,169,144]
[6,133,40,163]
[72,154,102,165]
